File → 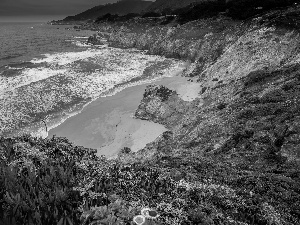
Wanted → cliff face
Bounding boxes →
[135,85,188,127]
[89,7,300,165]
[106,7,300,223]
[115,7,300,166]
[86,5,300,161]
[93,6,300,81]
[135,64,300,166]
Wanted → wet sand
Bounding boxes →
[48,75,200,158]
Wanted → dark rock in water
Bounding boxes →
[87,34,105,45]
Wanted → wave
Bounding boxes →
[72,41,92,47]
[0,67,68,96]
[2,61,40,69]
[0,61,44,78]
[73,36,89,39]
[0,54,23,61]
[31,49,103,66]
[0,44,186,138]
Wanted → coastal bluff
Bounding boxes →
[91,5,300,223]
[2,2,300,225]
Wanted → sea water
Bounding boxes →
[0,22,184,138]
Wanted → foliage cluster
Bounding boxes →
[143,85,175,102]
[90,0,299,25]
[226,0,298,20]
[1,134,300,224]
[173,0,227,24]
[141,12,161,18]
[95,13,140,23]
[142,0,298,24]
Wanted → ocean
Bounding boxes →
[0,22,184,138]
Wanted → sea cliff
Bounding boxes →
[1,4,300,225]
[90,6,300,224]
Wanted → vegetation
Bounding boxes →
[226,0,298,19]
[62,0,151,21]
[173,0,227,24]
[141,12,162,18]
[3,1,300,225]
[1,131,299,224]
[86,0,299,25]
[142,0,299,24]
[95,13,140,23]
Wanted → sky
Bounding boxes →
[0,0,124,22]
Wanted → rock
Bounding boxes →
[87,34,105,45]
[135,85,188,127]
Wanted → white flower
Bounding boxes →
[141,207,160,219]
[133,215,145,225]
[141,207,151,217]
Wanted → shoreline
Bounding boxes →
[1,33,188,139]
[48,62,200,158]
[45,60,189,135]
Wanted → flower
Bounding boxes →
[141,207,160,219]
[133,215,146,225]
[141,207,151,217]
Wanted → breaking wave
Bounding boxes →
[0,42,186,138]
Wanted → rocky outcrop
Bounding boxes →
[90,6,300,81]
[91,7,300,223]
[87,34,106,45]
[98,7,300,170]
[119,59,300,225]
[135,85,188,128]
[96,17,247,77]
[133,64,300,168]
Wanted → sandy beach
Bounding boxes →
[48,72,200,158]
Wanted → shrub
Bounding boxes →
[95,13,119,23]
[1,135,299,224]
[227,0,297,20]
[160,15,176,25]
[176,1,227,24]
[172,0,298,24]
[123,13,140,20]
[80,195,137,225]
[142,12,161,18]
[2,160,82,225]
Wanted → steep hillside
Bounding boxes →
[63,0,152,21]
[145,0,215,13]
[91,4,300,224]
[2,3,300,225]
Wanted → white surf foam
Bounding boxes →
[73,36,89,39]
[72,41,92,47]
[0,67,68,96]
[31,49,103,66]
[0,45,187,137]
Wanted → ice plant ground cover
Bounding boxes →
[1,2,300,225]
[0,134,299,225]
